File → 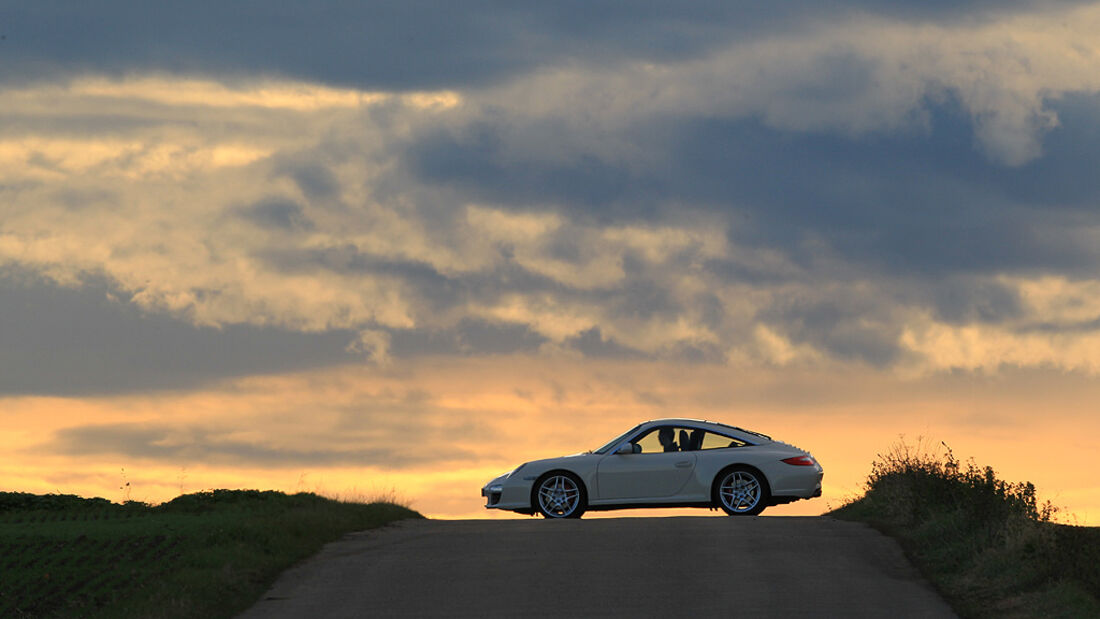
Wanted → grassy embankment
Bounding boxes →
[0,489,421,618]
[830,440,1100,618]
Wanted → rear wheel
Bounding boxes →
[533,472,586,519]
[714,467,769,516]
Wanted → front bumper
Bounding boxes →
[481,473,532,511]
[481,483,504,507]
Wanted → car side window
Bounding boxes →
[632,428,667,454]
[632,426,692,453]
[699,431,748,450]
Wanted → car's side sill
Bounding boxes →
[584,501,716,512]
[504,494,816,515]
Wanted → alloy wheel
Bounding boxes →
[537,475,581,517]
[719,470,762,514]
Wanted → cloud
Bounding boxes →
[0,272,359,395]
[457,3,1100,167]
[4,2,1090,87]
[48,422,477,468]
[3,2,1100,386]
[30,366,513,470]
[237,197,315,231]
[346,329,392,365]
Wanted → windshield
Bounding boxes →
[592,424,642,454]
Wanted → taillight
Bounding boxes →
[782,455,816,466]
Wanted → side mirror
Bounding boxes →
[616,443,638,455]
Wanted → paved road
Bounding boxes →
[238,516,957,618]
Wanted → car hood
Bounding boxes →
[523,452,594,468]
[483,453,595,487]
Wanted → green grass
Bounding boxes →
[0,489,422,618]
[830,440,1100,618]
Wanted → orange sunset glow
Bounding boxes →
[3,359,1098,522]
[2,3,1100,525]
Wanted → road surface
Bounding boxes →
[238,516,957,618]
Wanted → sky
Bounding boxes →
[2,1,1099,521]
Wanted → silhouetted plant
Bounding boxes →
[834,437,1098,618]
[863,437,1056,530]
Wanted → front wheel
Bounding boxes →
[714,467,769,516]
[533,472,586,519]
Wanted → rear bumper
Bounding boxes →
[769,486,821,506]
[767,461,823,499]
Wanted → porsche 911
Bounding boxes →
[481,418,823,518]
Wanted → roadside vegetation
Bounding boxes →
[831,440,1099,618]
[0,489,421,618]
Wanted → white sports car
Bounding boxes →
[481,418,823,518]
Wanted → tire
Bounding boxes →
[713,466,770,516]
[532,472,587,519]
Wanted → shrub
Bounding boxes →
[832,438,1099,618]
[862,439,1056,528]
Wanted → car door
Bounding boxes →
[595,426,697,500]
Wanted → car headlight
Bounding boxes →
[489,485,504,493]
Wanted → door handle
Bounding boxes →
[675,461,691,468]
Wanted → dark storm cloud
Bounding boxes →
[1,1,722,89]
[0,271,567,394]
[607,271,683,322]
[763,296,905,366]
[403,93,1100,279]
[926,277,1023,325]
[259,245,452,288]
[237,197,315,231]
[661,114,1016,272]
[387,319,548,357]
[276,162,341,202]
[1021,317,1100,334]
[0,274,356,396]
[997,92,1100,209]
[671,99,1100,277]
[448,319,547,354]
[407,122,659,216]
[565,327,644,359]
[2,1,1085,89]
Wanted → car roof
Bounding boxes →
[638,418,772,441]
